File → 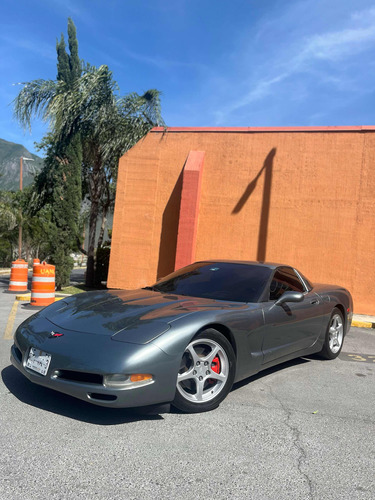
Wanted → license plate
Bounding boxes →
[26,348,51,376]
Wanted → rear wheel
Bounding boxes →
[319,308,344,359]
[172,329,236,413]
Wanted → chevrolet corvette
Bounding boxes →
[10,261,352,413]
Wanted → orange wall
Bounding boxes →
[108,129,375,315]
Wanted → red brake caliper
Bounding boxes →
[211,356,221,374]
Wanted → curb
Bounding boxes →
[16,294,68,303]
[16,294,31,301]
[352,320,375,329]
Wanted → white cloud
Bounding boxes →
[351,6,375,22]
[298,25,375,63]
[216,4,375,122]
[120,46,208,72]
[0,35,55,60]
[46,0,94,26]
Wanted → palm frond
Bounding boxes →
[13,80,58,130]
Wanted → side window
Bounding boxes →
[269,267,305,301]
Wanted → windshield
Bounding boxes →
[152,262,272,303]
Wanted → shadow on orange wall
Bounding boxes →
[232,148,276,262]
[156,170,184,280]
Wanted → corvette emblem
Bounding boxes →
[49,331,64,338]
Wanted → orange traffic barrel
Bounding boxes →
[8,259,29,292]
[33,258,40,266]
[30,261,55,307]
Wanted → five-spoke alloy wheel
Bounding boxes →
[172,329,236,413]
[320,307,345,359]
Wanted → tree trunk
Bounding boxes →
[25,244,30,264]
[85,198,99,287]
[85,158,103,287]
[97,207,108,249]
[81,225,86,252]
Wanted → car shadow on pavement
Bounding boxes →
[167,357,313,413]
[1,365,167,424]
[231,357,311,392]
[3,357,317,421]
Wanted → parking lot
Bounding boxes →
[0,277,374,500]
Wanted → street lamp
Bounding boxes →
[18,156,34,258]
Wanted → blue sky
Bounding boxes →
[1,0,375,155]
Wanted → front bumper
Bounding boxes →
[10,325,180,408]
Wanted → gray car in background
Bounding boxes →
[10,261,352,413]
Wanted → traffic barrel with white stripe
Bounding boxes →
[8,259,29,292]
[33,258,40,266]
[30,261,55,307]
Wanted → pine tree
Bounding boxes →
[44,19,83,289]
[56,35,70,84]
[67,18,81,82]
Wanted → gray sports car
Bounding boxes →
[10,261,353,413]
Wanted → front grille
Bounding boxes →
[56,370,103,385]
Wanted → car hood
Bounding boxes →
[39,289,246,340]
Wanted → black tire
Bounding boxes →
[172,329,236,413]
[319,307,345,360]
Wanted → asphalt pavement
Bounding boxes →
[0,275,374,500]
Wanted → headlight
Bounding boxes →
[103,373,153,389]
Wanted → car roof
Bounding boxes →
[195,260,288,271]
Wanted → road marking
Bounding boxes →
[340,352,375,364]
[4,300,19,340]
[347,354,367,362]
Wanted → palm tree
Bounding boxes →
[14,63,164,285]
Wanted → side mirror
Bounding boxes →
[275,291,304,306]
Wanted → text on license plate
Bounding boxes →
[26,347,51,376]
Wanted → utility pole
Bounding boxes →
[18,156,34,258]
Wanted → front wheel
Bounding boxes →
[319,308,345,359]
[172,329,236,413]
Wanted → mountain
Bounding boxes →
[0,138,44,191]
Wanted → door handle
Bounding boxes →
[310,299,319,305]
